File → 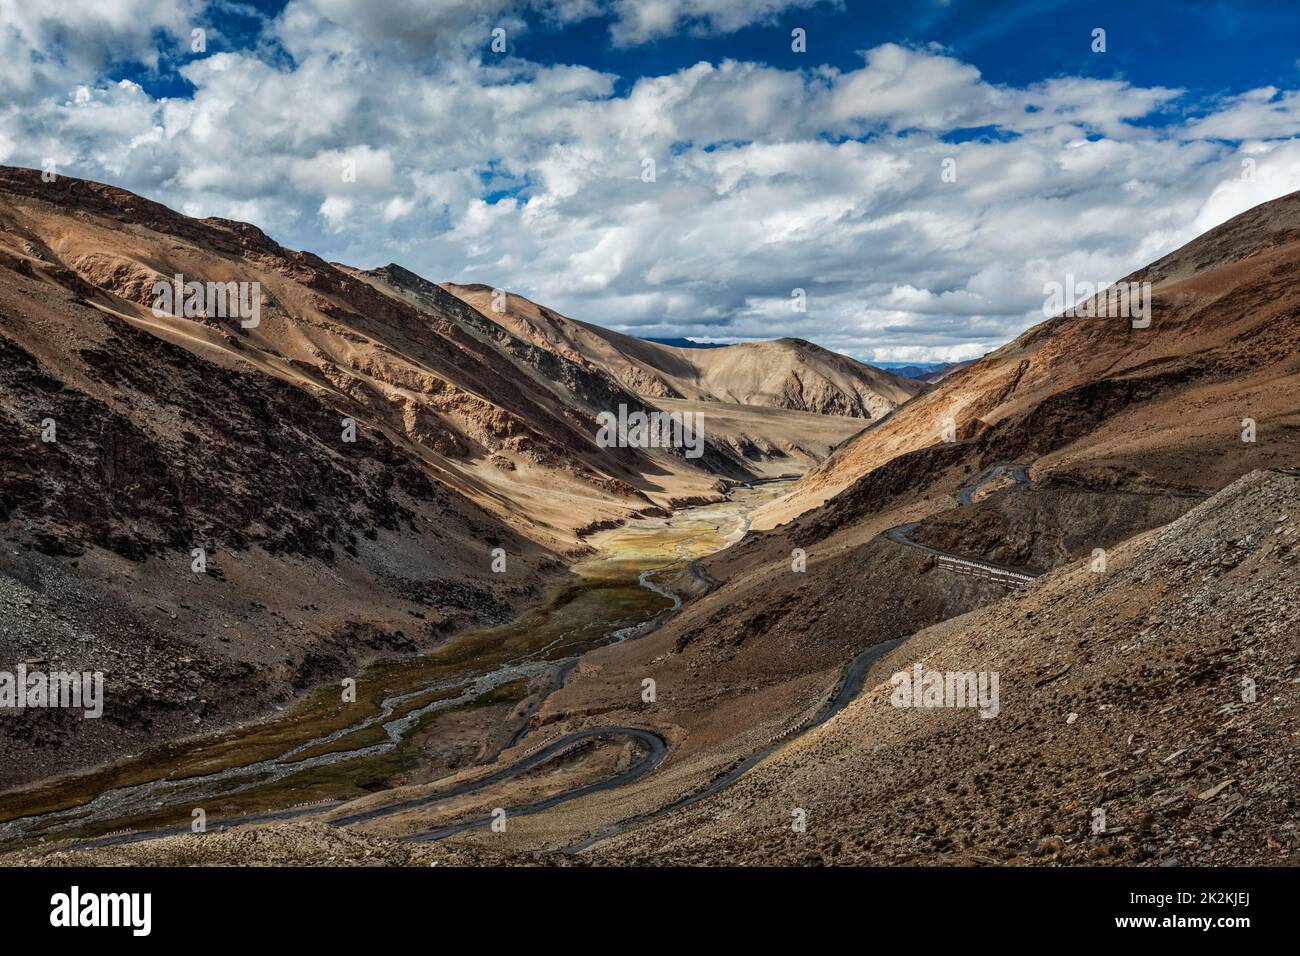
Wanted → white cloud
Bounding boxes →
[1183,87,1300,141]
[3,2,1300,362]
[825,43,985,130]
[0,0,200,99]
[607,0,830,45]
[1190,138,1300,234]
[280,0,829,54]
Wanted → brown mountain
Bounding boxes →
[444,282,925,419]
[537,189,1300,865]
[5,184,1298,869]
[756,188,1300,529]
[0,166,869,783]
[364,187,1294,865]
[588,468,1300,866]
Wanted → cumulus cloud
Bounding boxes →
[606,0,830,45]
[1183,87,1300,141]
[0,0,200,99]
[1,1,1299,361]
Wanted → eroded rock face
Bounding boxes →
[1,324,431,562]
[907,476,1196,572]
[0,169,584,779]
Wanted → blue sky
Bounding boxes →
[3,0,1299,362]
[530,0,1300,97]
[125,1,1300,99]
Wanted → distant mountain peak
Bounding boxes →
[443,282,926,419]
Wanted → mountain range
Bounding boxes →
[0,166,912,786]
[1,168,1296,867]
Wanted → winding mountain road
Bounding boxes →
[886,462,1039,586]
[328,727,665,830]
[396,728,667,842]
[563,636,907,853]
[561,459,1042,850]
[44,463,1040,857]
[957,462,1031,506]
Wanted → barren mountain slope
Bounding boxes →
[0,194,561,784]
[0,166,733,783]
[0,166,896,789]
[360,264,862,482]
[0,168,769,550]
[433,192,1300,859]
[648,397,865,478]
[591,469,1300,866]
[924,359,976,383]
[444,283,925,418]
[756,189,1300,529]
[17,446,1292,866]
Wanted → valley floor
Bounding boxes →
[14,464,1295,868]
[0,482,790,856]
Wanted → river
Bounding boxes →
[0,479,792,849]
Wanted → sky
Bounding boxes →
[2,0,1300,363]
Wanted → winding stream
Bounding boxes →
[0,480,792,850]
